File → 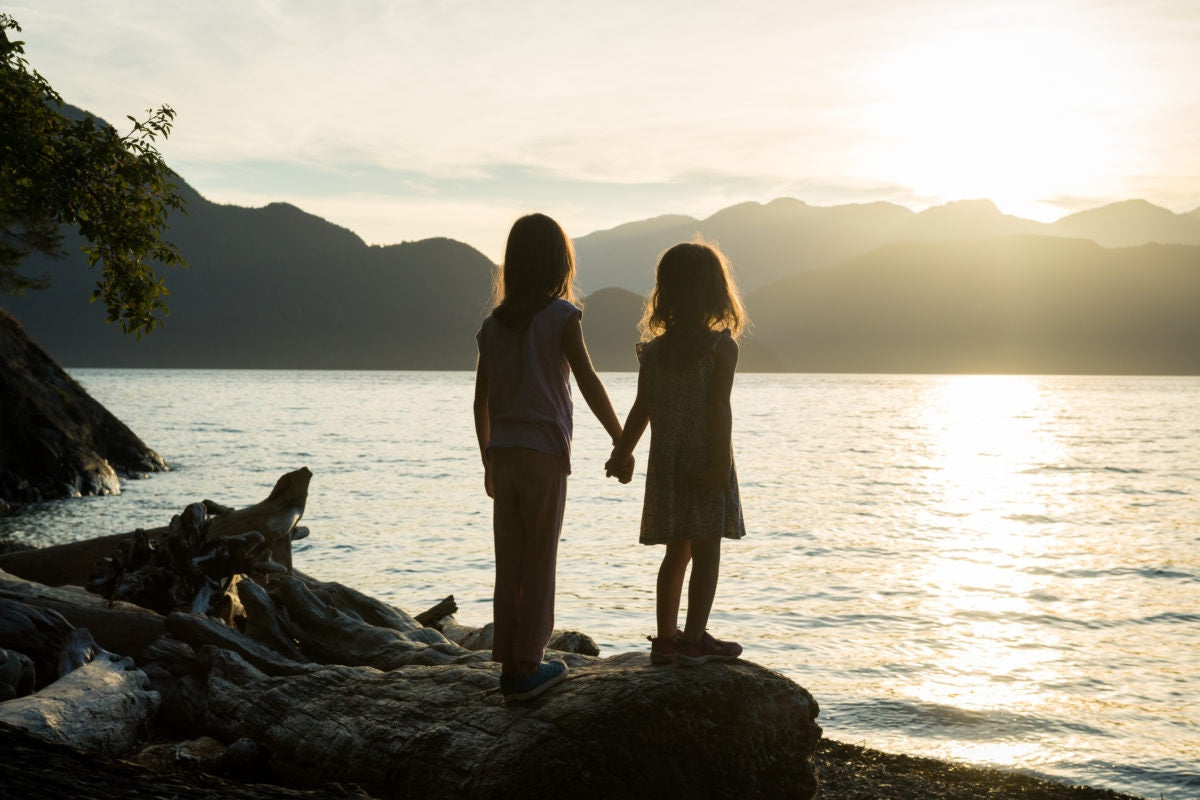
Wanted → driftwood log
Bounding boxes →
[0,720,370,799]
[0,596,75,690]
[0,652,160,756]
[0,467,311,589]
[0,647,34,699]
[0,470,824,798]
[151,644,820,800]
[0,566,167,663]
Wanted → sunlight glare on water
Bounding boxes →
[907,376,1073,716]
[2,370,1197,799]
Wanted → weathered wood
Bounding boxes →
[1,565,166,659]
[158,646,821,800]
[0,529,154,588]
[0,720,360,799]
[297,576,423,633]
[130,734,270,781]
[438,617,493,651]
[0,469,311,589]
[0,654,160,757]
[0,596,74,689]
[1,475,823,799]
[205,467,312,574]
[438,618,601,657]
[270,576,488,669]
[88,503,287,615]
[0,591,166,663]
[413,595,457,628]
[0,647,35,700]
[163,612,314,678]
[235,578,308,663]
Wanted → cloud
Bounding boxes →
[9,0,1199,246]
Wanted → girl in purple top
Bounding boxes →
[474,213,623,702]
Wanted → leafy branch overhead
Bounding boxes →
[0,14,187,336]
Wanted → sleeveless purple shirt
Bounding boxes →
[476,298,581,472]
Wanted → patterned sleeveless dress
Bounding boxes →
[636,329,746,545]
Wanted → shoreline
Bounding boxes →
[816,738,1146,800]
[1,721,1146,799]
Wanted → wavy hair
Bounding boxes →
[639,239,746,346]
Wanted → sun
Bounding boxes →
[858,14,1139,219]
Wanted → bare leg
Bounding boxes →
[682,538,722,643]
[656,541,692,640]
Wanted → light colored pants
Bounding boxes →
[489,447,568,670]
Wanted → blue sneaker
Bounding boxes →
[502,659,568,703]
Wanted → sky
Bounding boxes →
[8,0,1200,261]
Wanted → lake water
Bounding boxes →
[3,370,1197,799]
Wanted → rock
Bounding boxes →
[0,308,166,506]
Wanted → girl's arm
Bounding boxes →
[698,335,738,491]
[562,315,623,444]
[472,357,493,498]
[607,360,650,483]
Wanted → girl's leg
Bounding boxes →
[656,541,692,640]
[512,449,567,674]
[682,538,722,643]
[489,449,524,674]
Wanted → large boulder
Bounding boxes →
[0,308,165,505]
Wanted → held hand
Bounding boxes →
[605,452,635,484]
[484,465,494,498]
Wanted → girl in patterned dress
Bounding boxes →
[606,240,747,666]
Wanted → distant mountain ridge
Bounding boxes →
[748,236,1200,375]
[6,179,496,369]
[574,197,1200,295]
[2,109,1197,374]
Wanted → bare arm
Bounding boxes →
[472,357,493,498]
[605,362,650,483]
[610,360,650,461]
[562,315,623,444]
[698,335,738,490]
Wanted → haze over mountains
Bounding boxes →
[574,197,1200,295]
[3,121,1199,373]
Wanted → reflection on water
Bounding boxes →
[911,376,1068,720]
[2,370,1197,799]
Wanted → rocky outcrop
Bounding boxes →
[0,308,166,505]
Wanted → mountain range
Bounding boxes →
[3,128,1198,374]
[573,197,1200,295]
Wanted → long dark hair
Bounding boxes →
[491,213,579,331]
